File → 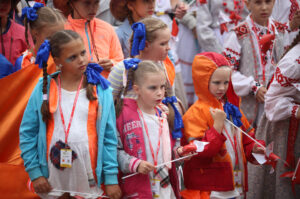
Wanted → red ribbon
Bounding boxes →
[198,0,207,4]
[259,34,275,55]
[220,23,228,35]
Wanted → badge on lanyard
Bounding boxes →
[234,170,242,187]
[151,178,161,198]
[60,148,73,168]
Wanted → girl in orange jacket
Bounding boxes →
[53,0,124,78]
[181,52,265,199]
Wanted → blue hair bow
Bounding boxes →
[124,58,141,71]
[223,101,243,127]
[162,96,183,139]
[131,22,146,57]
[85,63,110,90]
[21,2,44,21]
[35,40,51,68]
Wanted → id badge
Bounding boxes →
[60,148,72,168]
[151,178,160,198]
[234,170,242,187]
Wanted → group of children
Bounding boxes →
[0,0,299,198]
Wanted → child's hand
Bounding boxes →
[98,58,113,71]
[210,108,226,133]
[177,146,194,160]
[256,86,267,103]
[32,176,52,193]
[105,184,122,199]
[175,2,188,19]
[290,10,300,30]
[137,160,155,174]
[252,143,265,154]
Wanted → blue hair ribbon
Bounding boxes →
[85,63,110,90]
[35,40,51,69]
[130,22,146,57]
[123,58,141,90]
[162,96,183,139]
[21,2,44,21]
[223,101,243,127]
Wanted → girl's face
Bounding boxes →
[32,22,65,51]
[128,0,155,22]
[54,38,88,76]
[209,67,231,100]
[246,0,275,26]
[134,71,166,110]
[0,0,11,17]
[144,28,171,61]
[71,0,99,20]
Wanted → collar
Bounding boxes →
[122,18,133,37]
[67,15,96,29]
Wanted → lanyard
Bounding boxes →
[250,15,275,85]
[223,126,239,167]
[58,74,84,144]
[137,108,163,172]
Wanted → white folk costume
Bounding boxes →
[177,4,200,106]
[272,0,300,41]
[196,0,249,53]
[247,43,300,199]
[223,15,290,126]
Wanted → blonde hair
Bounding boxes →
[24,7,65,45]
[115,60,165,116]
[129,17,168,57]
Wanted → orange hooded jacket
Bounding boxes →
[181,52,261,195]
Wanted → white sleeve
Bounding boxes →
[265,58,300,121]
[223,31,260,96]
[196,3,223,53]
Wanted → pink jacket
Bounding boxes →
[65,16,124,78]
[0,19,32,65]
[116,99,180,199]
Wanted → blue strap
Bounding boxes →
[223,102,243,127]
[162,96,183,139]
[85,63,110,90]
[21,2,44,21]
[35,40,51,68]
[130,22,146,57]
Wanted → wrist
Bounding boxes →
[213,122,224,133]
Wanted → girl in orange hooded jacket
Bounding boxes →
[181,52,265,199]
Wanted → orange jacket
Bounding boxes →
[182,52,260,192]
[65,16,124,78]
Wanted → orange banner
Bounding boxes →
[0,58,55,198]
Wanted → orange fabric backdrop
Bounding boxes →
[0,59,55,198]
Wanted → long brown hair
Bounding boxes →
[282,30,300,58]
[41,30,96,122]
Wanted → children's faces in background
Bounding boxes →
[127,0,155,22]
[0,0,11,18]
[246,0,275,26]
[31,22,65,51]
[142,28,171,62]
[209,66,231,100]
[133,71,166,114]
[71,0,100,20]
[54,38,88,77]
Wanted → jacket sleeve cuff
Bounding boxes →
[104,174,119,185]
[129,157,142,173]
[28,167,43,181]
[291,105,299,118]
